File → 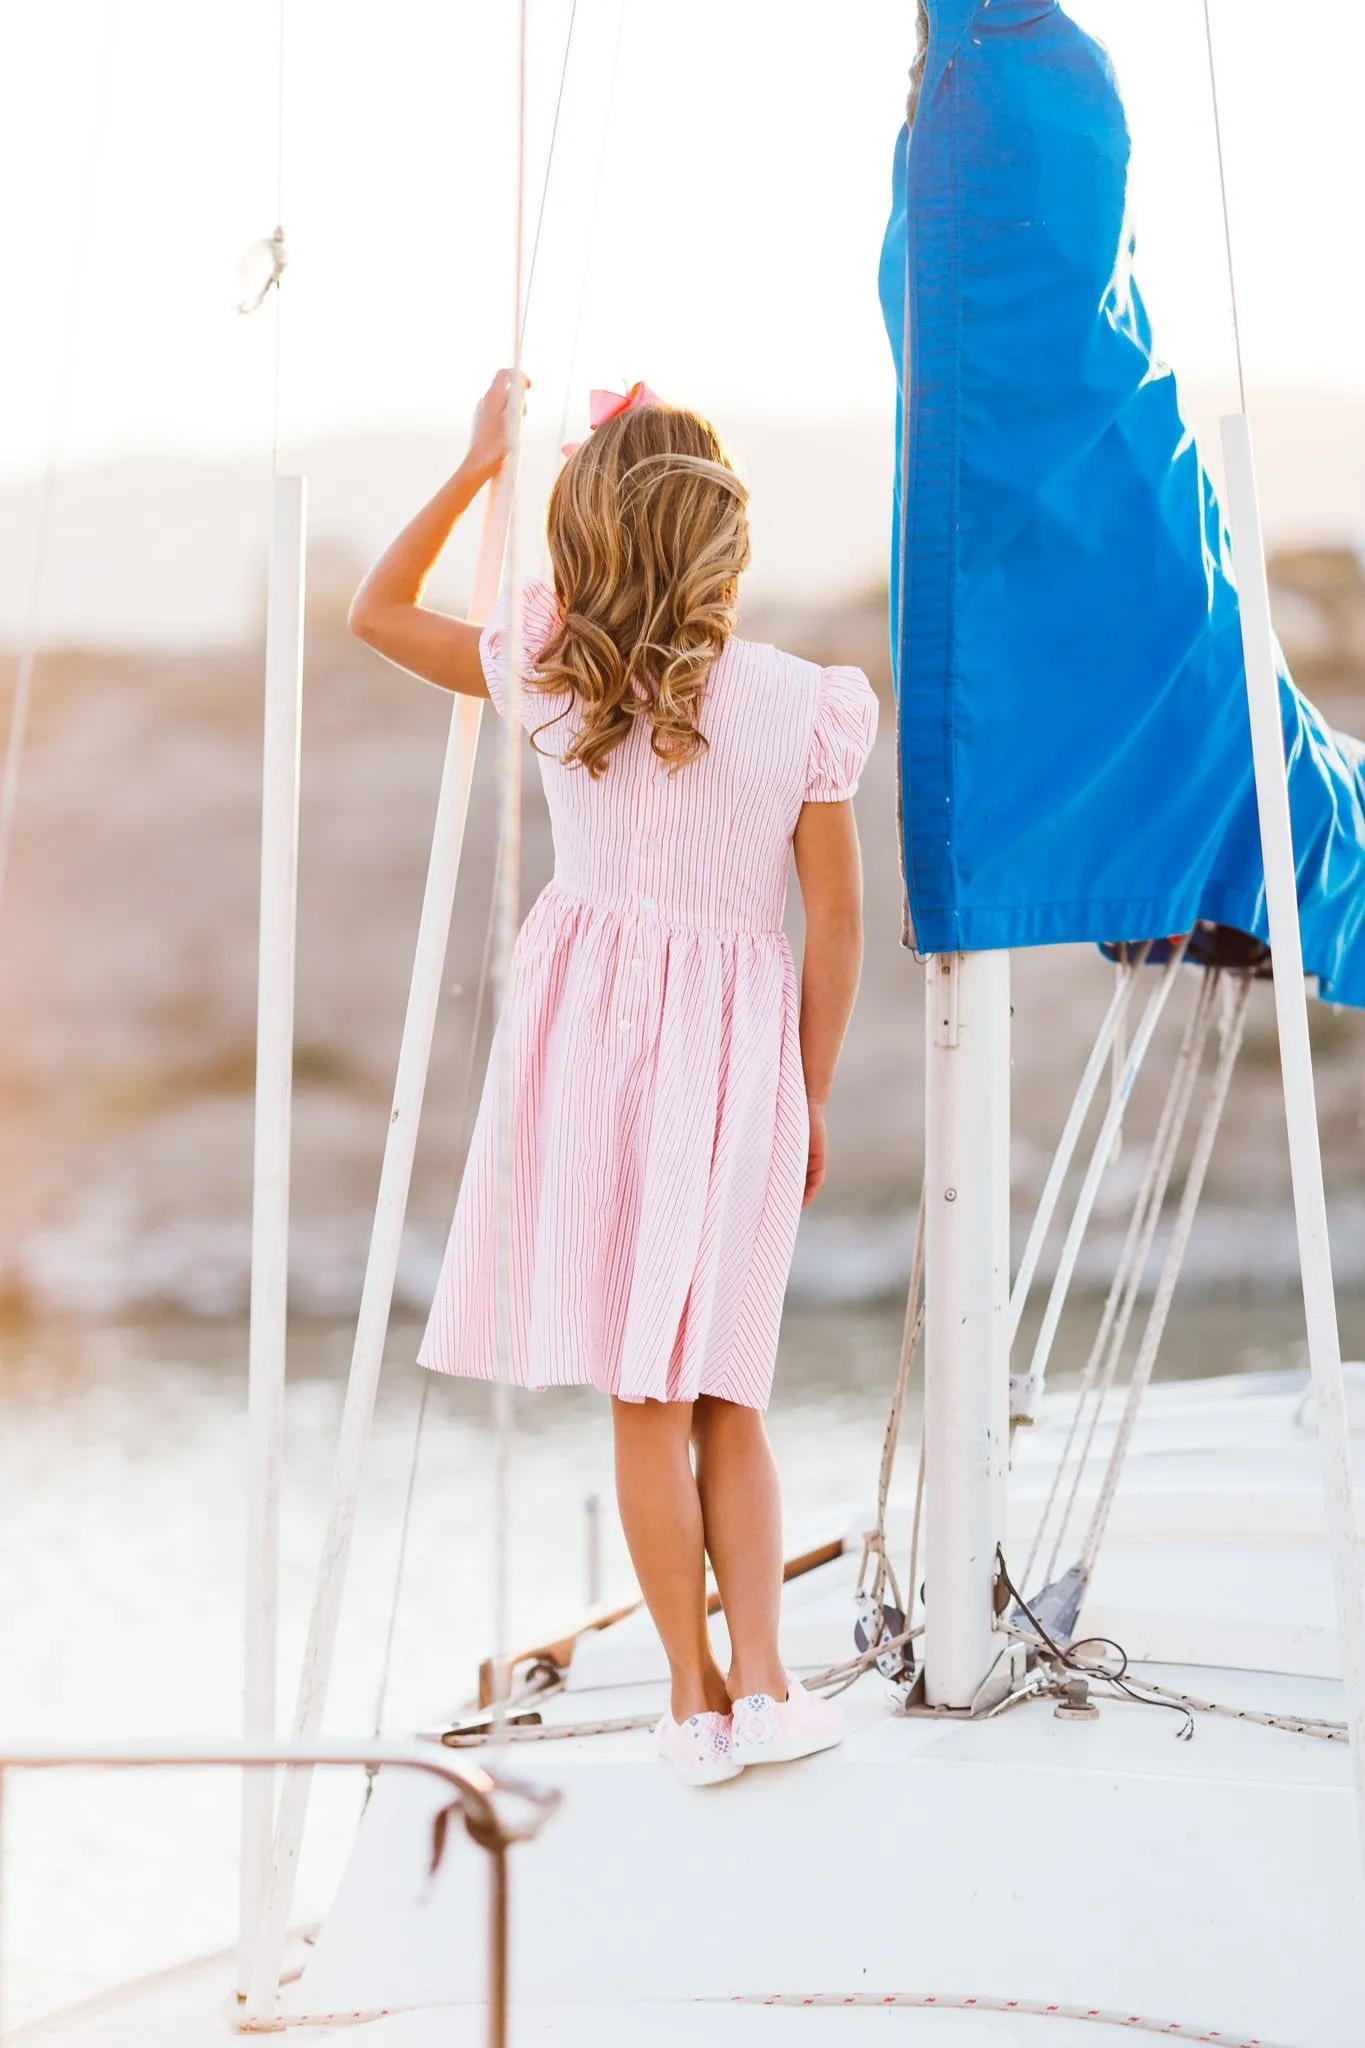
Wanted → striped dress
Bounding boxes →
[417,579,878,1408]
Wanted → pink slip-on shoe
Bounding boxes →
[653,1709,742,1786]
[731,1681,844,1766]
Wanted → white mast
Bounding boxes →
[921,949,1011,1706]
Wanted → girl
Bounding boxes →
[350,370,876,1787]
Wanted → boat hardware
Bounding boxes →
[1054,1676,1100,1722]
[853,1590,912,1682]
[0,1738,559,2048]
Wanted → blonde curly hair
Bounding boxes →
[531,404,750,778]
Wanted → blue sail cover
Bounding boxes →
[879,0,1365,1004]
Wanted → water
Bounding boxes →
[0,1290,1355,2026]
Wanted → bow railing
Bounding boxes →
[0,1737,560,2047]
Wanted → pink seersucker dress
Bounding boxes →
[416,579,878,1409]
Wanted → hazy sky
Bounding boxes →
[4,0,1362,484]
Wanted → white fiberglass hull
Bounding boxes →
[11,1369,1364,2048]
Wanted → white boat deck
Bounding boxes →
[9,1369,1364,2048]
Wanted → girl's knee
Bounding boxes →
[612,1394,695,1445]
[693,1393,765,1441]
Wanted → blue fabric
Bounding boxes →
[879,0,1365,1005]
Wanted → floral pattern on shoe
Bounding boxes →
[731,1681,845,1767]
[731,1692,780,1753]
[653,1709,742,1786]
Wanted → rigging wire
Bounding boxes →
[368,825,504,1744]
[1026,965,1217,1592]
[1199,0,1248,411]
[367,1377,431,1756]
[489,0,533,1742]
[271,0,288,470]
[519,0,580,355]
[367,0,589,1744]
[553,0,628,464]
[0,0,119,956]
[1078,974,1252,1575]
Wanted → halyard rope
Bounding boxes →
[859,1190,925,1621]
[905,1430,926,1651]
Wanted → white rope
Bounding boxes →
[718,1992,1288,2042]
[1011,940,1189,1426]
[0,0,118,953]
[1027,966,1218,1591]
[1104,1673,1345,1744]
[905,1433,926,1636]
[1080,976,1251,1574]
[860,1190,925,1618]
[1007,950,1145,1347]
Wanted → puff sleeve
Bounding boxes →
[478,577,563,725]
[804,664,879,802]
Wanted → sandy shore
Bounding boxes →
[1,567,1362,1318]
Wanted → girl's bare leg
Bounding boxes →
[691,1395,787,1702]
[611,1396,731,1723]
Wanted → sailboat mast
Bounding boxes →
[921,949,1011,1706]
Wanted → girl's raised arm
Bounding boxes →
[348,369,526,696]
[792,797,864,1206]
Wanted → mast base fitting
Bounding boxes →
[1054,1676,1100,1721]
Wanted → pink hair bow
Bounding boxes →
[562,381,665,456]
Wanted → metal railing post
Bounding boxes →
[245,470,516,2023]
[0,1738,557,2048]
[240,472,306,1996]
